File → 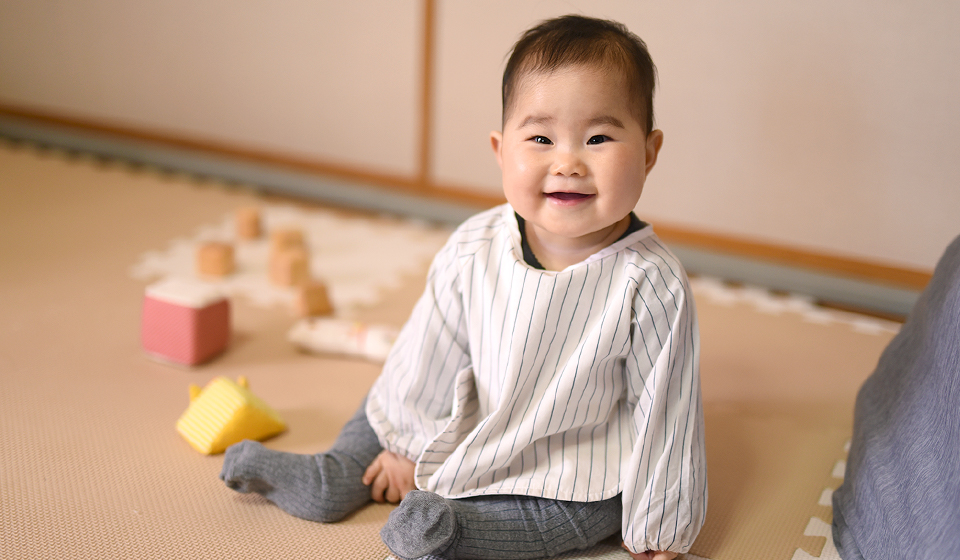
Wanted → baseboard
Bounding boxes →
[0,110,485,225]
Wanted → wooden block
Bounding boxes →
[196,242,235,277]
[297,280,334,317]
[270,228,304,254]
[235,207,262,240]
[270,247,310,286]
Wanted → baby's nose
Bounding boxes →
[550,150,586,176]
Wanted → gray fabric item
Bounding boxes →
[381,489,622,560]
[832,505,867,560]
[219,398,381,523]
[832,234,960,560]
[380,490,457,558]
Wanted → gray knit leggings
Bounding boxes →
[221,399,622,559]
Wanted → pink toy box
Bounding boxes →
[141,279,231,366]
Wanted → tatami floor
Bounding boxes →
[0,140,899,559]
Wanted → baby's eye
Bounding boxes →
[587,135,609,145]
[531,136,553,145]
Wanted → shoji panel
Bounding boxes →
[0,0,422,176]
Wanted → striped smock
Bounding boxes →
[366,204,706,553]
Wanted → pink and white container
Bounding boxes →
[141,279,231,366]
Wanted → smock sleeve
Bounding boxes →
[365,237,472,461]
[621,273,707,555]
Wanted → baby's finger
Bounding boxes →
[362,458,383,486]
[385,484,402,504]
[369,472,390,503]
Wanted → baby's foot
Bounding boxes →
[380,490,457,559]
[220,440,274,493]
[220,439,367,523]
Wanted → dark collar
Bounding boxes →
[515,212,646,270]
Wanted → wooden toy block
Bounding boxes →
[141,279,230,366]
[269,247,310,287]
[297,280,334,317]
[176,376,286,455]
[196,241,235,277]
[270,228,305,254]
[235,206,262,240]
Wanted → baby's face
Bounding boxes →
[492,64,662,249]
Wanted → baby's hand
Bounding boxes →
[621,543,678,560]
[362,450,416,503]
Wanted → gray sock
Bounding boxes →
[381,490,457,559]
[220,399,382,523]
[381,490,622,560]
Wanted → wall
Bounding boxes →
[1,0,958,274]
[0,0,422,177]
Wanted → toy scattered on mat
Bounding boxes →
[289,318,398,362]
[235,206,262,240]
[141,278,230,366]
[270,247,310,286]
[176,376,286,455]
[297,280,334,317]
[269,227,311,287]
[269,227,305,254]
[196,241,235,277]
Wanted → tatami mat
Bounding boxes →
[0,141,897,559]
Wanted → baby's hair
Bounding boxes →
[501,14,657,133]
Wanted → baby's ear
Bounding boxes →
[490,131,504,169]
[645,129,664,174]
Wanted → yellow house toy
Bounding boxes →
[176,376,286,454]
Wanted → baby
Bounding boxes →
[221,14,706,560]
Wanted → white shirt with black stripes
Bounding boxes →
[366,203,706,553]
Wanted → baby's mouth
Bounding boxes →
[546,192,593,201]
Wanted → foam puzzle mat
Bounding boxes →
[1,140,900,559]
